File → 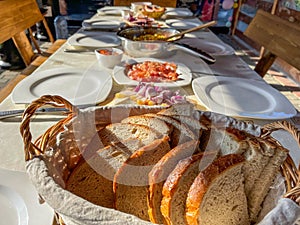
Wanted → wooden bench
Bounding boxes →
[244,9,300,77]
[0,0,66,102]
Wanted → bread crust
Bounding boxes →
[160,152,216,225]
[185,154,245,225]
[148,140,200,224]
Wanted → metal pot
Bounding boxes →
[117,27,181,57]
[116,26,216,64]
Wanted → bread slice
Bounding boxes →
[170,115,208,139]
[99,122,163,146]
[148,140,200,224]
[66,145,126,208]
[205,127,288,223]
[244,137,288,223]
[144,113,196,147]
[185,154,249,225]
[121,115,172,137]
[80,131,143,161]
[157,102,195,117]
[203,127,249,154]
[194,127,250,172]
[66,138,143,208]
[114,136,171,221]
[160,152,216,225]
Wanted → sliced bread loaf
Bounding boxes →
[148,140,200,224]
[114,136,171,221]
[121,115,172,137]
[185,154,249,225]
[160,152,216,225]
[99,122,163,146]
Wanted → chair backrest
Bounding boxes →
[113,0,177,7]
[0,0,54,66]
[244,9,300,77]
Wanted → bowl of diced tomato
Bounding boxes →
[95,48,123,68]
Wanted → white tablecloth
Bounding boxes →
[0,7,299,224]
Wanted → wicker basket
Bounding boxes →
[20,95,300,225]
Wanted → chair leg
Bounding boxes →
[28,28,42,54]
[42,18,55,43]
[12,32,35,66]
[254,50,277,77]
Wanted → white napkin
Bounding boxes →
[26,158,156,225]
[257,198,300,225]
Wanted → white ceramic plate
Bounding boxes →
[0,168,53,225]
[179,38,235,56]
[67,31,121,48]
[196,40,235,55]
[12,67,112,106]
[82,19,121,30]
[166,19,203,29]
[97,6,130,15]
[113,58,192,87]
[192,76,297,120]
[0,185,28,225]
[165,8,194,17]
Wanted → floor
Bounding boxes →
[0,69,20,90]
[1,34,300,112]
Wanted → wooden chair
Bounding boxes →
[0,0,66,102]
[113,0,177,7]
[244,9,300,77]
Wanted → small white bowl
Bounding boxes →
[95,48,123,68]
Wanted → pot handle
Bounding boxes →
[172,42,216,64]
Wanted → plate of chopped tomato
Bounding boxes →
[112,58,192,87]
